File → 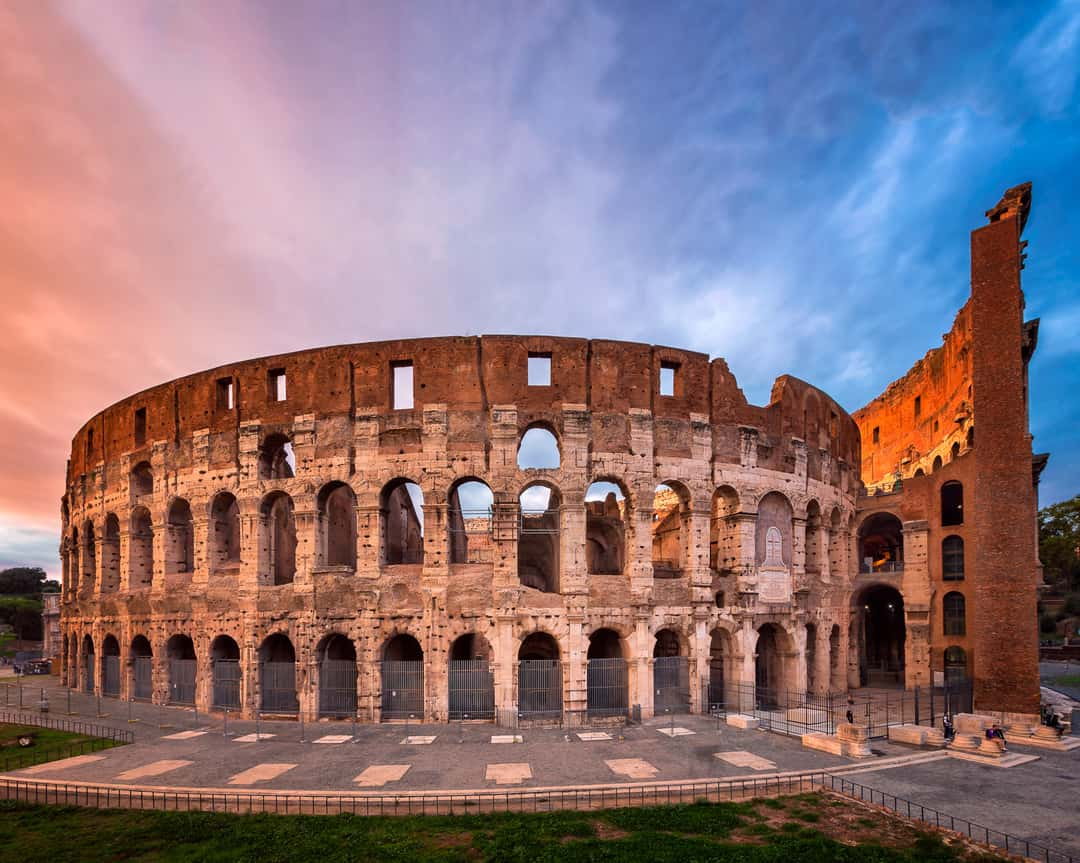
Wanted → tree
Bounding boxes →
[0,567,49,595]
[1039,495,1080,592]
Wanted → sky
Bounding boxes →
[2,0,1078,580]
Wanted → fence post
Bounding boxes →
[300,710,306,744]
[223,707,229,737]
[914,687,920,726]
[18,678,23,710]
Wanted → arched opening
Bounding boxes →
[950,441,961,461]
[652,482,689,578]
[586,628,627,717]
[827,508,844,578]
[61,634,68,686]
[258,433,295,480]
[707,629,732,710]
[853,585,905,687]
[941,481,963,527]
[805,623,818,692]
[101,514,120,592]
[81,521,96,594]
[260,492,297,585]
[68,527,79,595]
[131,461,154,496]
[943,591,966,636]
[857,512,904,573]
[754,623,794,705]
[258,633,298,713]
[932,455,943,472]
[829,624,842,691]
[943,535,964,580]
[653,629,689,714]
[517,426,560,469]
[448,479,494,565]
[448,633,494,721]
[756,492,793,571]
[381,479,424,565]
[318,633,357,717]
[518,632,562,719]
[914,468,925,477]
[210,492,242,572]
[166,634,196,705]
[585,481,626,575]
[944,645,967,684]
[318,482,356,568]
[381,634,424,720]
[101,635,120,698]
[129,507,154,588]
[518,483,560,592]
[165,498,194,574]
[805,501,823,577]
[966,426,974,448]
[130,636,153,701]
[210,635,241,710]
[710,486,740,573]
[81,634,95,694]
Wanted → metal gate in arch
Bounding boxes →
[212,659,241,710]
[586,658,628,716]
[653,656,690,714]
[169,659,197,705]
[101,656,121,698]
[381,660,423,720]
[260,661,298,713]
[132,656,153,701]
[517,660,562,719]
[319,659,358,717]
[448,660,494,721]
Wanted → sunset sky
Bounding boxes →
[2,1,1079,580]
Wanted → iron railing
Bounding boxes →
[318,659,357,717]
[380,660,423,720]
[259,661,298,714]
[586,658,628,716]
[447,660,495,720]
[132,655,153,701]
[212,659,241,710]
[101,655,121,698]
[0,710,133,772]
[517,660,563,720]
[168,659,197,706]
[653,656,690,714]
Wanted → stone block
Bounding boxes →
[726,714,759,730]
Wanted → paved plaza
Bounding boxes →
[2,679,1078,858]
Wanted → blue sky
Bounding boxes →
[1,0,1078,579]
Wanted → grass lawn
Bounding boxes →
[0,791,1010,862]
[0,722,121,771]
[1047,673,1080,686]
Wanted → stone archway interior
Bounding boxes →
[855,584,905,687]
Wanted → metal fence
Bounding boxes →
[212,659,241,710]
[517,660,562,720]
[260,661,298,713]
[168,659,197,706]
[381,660,423,720]
[82,657,94,694]
[653,657,690,714]
[101,656,121,698]
[319,660,357,718]
[704,680,974,739]
[447,660,494,720]
[586,658,628,716]
[132,656,153,701]
[0,710,134,773]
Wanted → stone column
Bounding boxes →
[901,520,931,690]
[634,609,651,717]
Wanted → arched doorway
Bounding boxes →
[586,629,627,717]
[652,629,689,714]
[211,635,241,710]
[448,633,494,721]
[707,629,732,710]
[857,513,904,573]
[166,635,197,705]
[318,634,357,718]
[101,635,121,698]
[381,634,424,721]
[258,634,298,714]
[755,623,794,706]
[853,585,905,687]
[81,635,95,694]
[130,636,153,701]
[517,633,562,719]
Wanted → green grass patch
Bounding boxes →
[1048,673,1080,686]
[0,795,1012,862]
[0,723,120,771]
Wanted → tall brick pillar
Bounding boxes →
[970,182,1040,716]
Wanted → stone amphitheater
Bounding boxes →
[58,336,859,722]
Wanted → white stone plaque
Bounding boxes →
[757,566,791,603]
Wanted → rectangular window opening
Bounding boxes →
[268,369,286,402]
[86,428,94,460]
[659,362,678,397]
[914,395,922,418]
[134,407,147,446]
[216,378,235,411]
[528,353,551,386]
[872,426,880,445]
[392,361,414,410]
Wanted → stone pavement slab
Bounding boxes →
[657,727,695,737]
[233,733,274,743]
[162,730,207,740]
[713,751,776,770]
[485,763,531,785]
[605,758,658,779]
[577,732,612,741]
[116,760,192,780]
[354,764,410,787]
[491,735,523,744]
[314,734,352,744]
[401,735,437,745]
[19,754,105,774]
[228,763,297,785]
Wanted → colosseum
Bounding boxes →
[57,183,1045,726]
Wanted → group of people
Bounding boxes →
[940,708,1065,745]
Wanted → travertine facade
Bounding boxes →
[58,184,1044,722]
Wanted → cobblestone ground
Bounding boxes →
[2,677,1078,859]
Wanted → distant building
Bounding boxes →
[42,592,61,659]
